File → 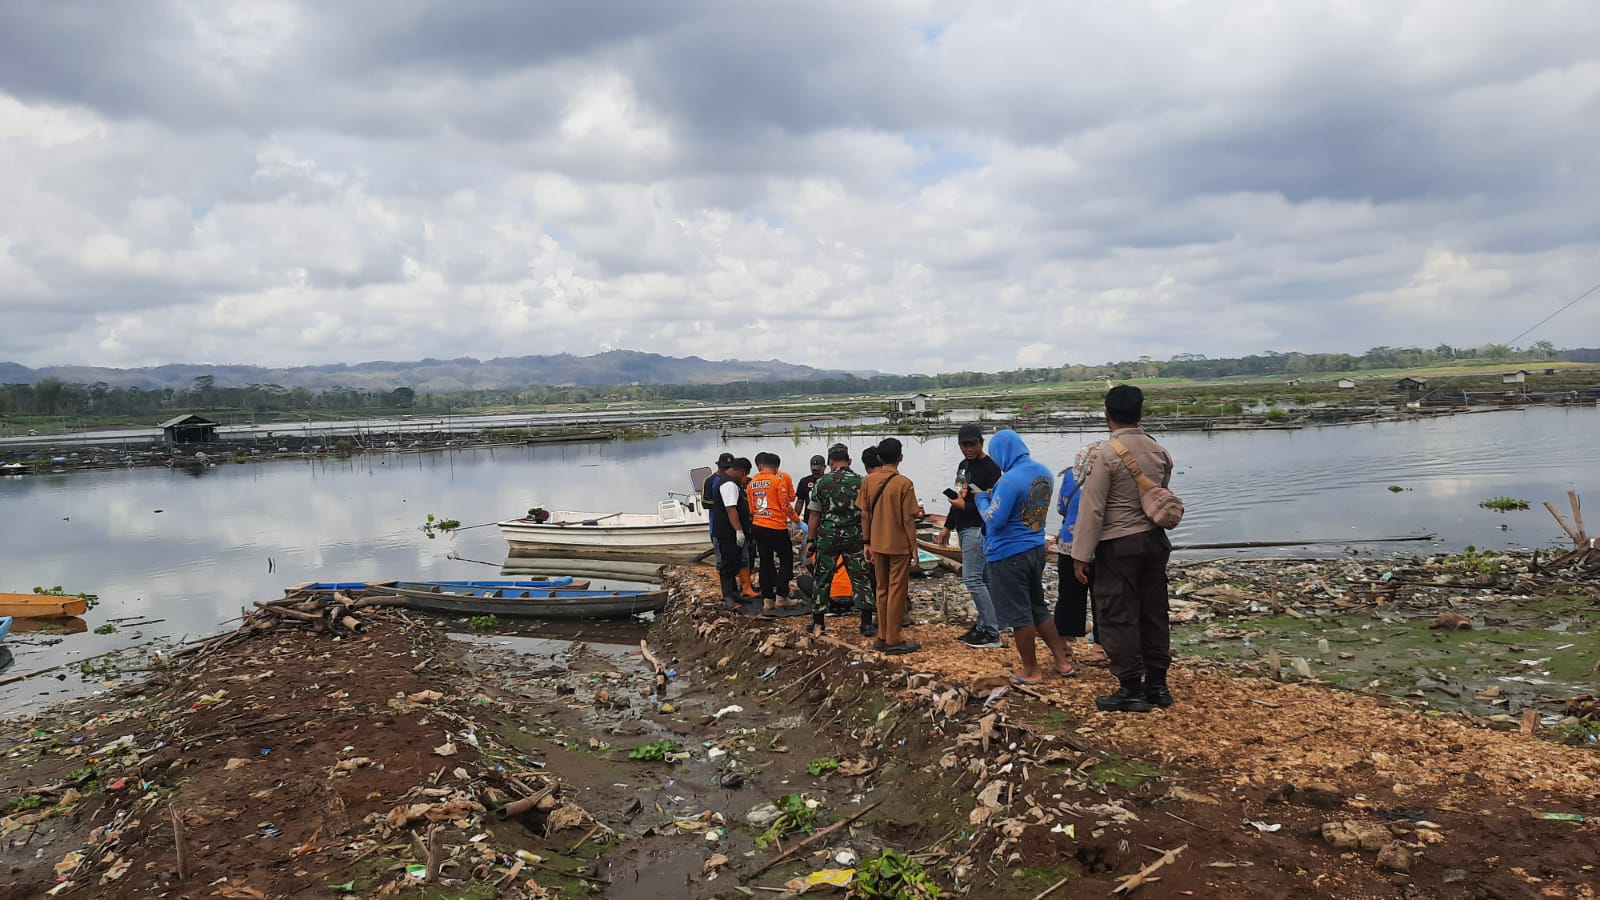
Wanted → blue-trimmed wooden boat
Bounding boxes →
[383,581,667,620]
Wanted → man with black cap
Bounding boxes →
[794,455,826,519]
[938,424,1004,648]
[703,452,737,569]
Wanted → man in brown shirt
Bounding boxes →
[1071,386,1176,712]
[857,438,920,654]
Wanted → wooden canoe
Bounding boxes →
[0,593,89,618]
[384,582,668,620]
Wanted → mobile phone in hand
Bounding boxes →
[942,487,960,500]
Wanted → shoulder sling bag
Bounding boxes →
[1106,438,1184,529]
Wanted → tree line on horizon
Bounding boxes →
[0,342,1580,421]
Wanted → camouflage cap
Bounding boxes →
[827,443,850,461]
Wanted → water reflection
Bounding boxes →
[0,407,1593,711]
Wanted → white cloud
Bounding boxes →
[2,0,1599,374]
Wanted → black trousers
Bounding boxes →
[1089,530,1171,681]
[1054,554,1093,638]
[752,525,794,599]
[715,532,743,598]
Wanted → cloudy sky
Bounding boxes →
[2,1,1598,375]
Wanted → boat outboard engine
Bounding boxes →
[526,507,551,523]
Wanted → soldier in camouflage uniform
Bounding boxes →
[804,443,874,635]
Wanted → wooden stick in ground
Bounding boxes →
[1545,501,1581,544]
[423,825,443,883]
[744,799,882,881]
[170,806,190,881]
[1111,843,1186,895]
[1569,491,1587,541]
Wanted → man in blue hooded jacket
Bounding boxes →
[955,430,1074,685]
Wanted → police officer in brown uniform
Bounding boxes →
[1071,386,1176,712]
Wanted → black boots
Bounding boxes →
[859,607,877,638]
[1145,670,1174,708]
[719,570,742,609]
[1095,675,1154,713]
[809,611,827,635]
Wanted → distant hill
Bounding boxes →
[0,351,874,391]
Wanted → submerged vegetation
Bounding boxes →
[419,513,462,539]
[1479,496,1531,512]
[33,585,99,610]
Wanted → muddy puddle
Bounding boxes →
[1176,590,1599,722]
[447,626,897,898]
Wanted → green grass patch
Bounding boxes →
[1089,754,1163,789]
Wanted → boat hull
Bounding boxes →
[497,521,709,557]
[500,556,667,581]
[498,496,710,558]
[0,616,11,643]
[0,594,89,618]
[385,583,668,620]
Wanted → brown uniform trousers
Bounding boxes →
[1089,530,1171,681]
[872,552,912,646]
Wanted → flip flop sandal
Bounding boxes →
[1009,674,1045,686]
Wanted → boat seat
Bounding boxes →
[658,499,687,524]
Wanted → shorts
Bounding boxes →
[986,545,1049,630]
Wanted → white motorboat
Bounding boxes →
[497,493,710,558]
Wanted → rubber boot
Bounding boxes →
[737,567,760,599]
[809,611,827,635]
[859,607,877,638]
[1095,675,1154,713]
[1145,669,1174,708]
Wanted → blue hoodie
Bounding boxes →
[974,430,1054,562]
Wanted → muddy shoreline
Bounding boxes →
[3,559,1597,898]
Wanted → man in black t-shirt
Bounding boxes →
[938,424,1004,648]
[794,455,825,518]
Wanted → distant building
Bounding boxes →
[1285,378,1303,387]
[1502,370,1528,384]
[159,413,220,445]
[1396,377,1428,392]
[1336,378,1357,390]
[890,393,932,415]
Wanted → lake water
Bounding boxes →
[1,406,1593,711]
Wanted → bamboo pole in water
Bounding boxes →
[1172,534,1435,551]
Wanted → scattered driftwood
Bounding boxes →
[1112,844,1187,895]
[496,785,558,820]
[1544,492,1596,570]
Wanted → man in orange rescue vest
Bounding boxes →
[747,452,804,614]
